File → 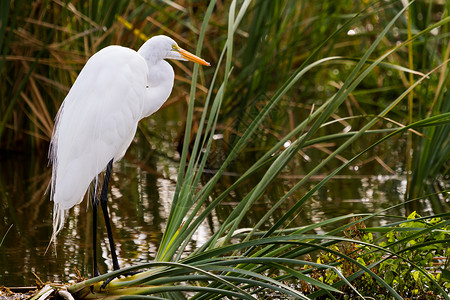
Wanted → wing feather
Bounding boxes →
[49,46,147,238]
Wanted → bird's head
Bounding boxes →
[138,35,210,66]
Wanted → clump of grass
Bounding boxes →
[402,0,450,203]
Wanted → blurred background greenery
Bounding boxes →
[1,1,448,196]
[1,0,448,202]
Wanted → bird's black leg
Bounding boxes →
[91,179,100,277]
[99,158,120,271]
[98,158,139,290]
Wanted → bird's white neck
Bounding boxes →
[140,58,174,119]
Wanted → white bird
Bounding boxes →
[49,35,209,276]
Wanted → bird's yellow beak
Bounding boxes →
[175,46,210,66]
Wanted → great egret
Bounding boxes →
[49,35,209,276]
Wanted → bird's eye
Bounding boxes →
[171,44,178,51]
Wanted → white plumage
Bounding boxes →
[49,35,209,241]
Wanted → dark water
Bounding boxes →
[0,108,446,287]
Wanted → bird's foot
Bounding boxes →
[99,277,114,290]
[99,270,142,290]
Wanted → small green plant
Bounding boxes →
[378,212,450,298]
[311,212,450,298]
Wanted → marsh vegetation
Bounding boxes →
[1,0,449,298]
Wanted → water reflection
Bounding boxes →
[0,115,447,287]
